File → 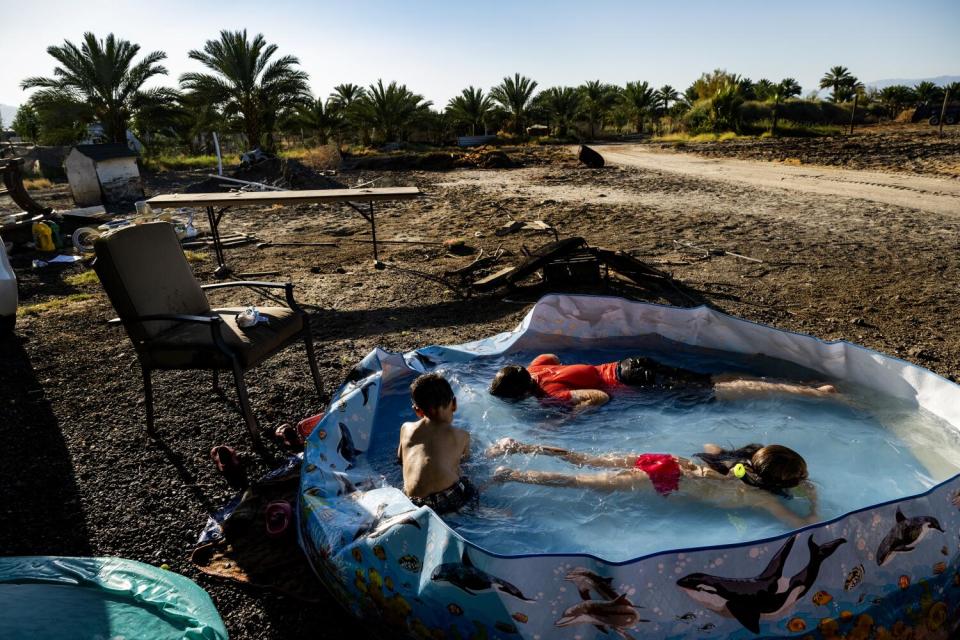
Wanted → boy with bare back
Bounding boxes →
[398,373,476,514]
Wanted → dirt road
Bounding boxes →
[598,144,960,216]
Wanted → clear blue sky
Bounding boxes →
[1,0,958,109]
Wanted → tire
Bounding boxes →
[0,314,14,334]
[945,114,957,125]
[928,115,940,126]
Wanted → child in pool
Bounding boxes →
[398,373,477,514]
[487,439,819,528]
[489,354,837,410]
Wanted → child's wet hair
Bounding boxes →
[489,365,534,399]
[411,373,455,417]
[696,443,808,493]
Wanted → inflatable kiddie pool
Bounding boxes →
[299,295,960,639]
[0,556,227,639]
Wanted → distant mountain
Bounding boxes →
[0,103,18,128]
[866,75,960,90]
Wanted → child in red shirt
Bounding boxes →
[489,354,835,409]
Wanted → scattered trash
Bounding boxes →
[210,445,248,490]
[240,148,272,165]
[296,413,324,439]
[495,219,556,238]
[236,306,269,329]
[673,239,763,263]
[46,254,83,264]
[265,500,293,538]
[578,145,605,168]
[32,221,55,251]
[443,238,475,256]
[274,423,304,453]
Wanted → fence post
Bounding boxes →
[848,94,858,135]
[939,89,951,138]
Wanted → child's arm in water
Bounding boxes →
[568,389,610,410]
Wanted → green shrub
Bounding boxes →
[682,100,713,133]
[739,100,773,123]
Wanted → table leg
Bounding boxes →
[368,201,379,264]
[206,205,232,279]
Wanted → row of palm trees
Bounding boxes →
[13,31,958,150]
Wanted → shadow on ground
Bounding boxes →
[0,335,93,555]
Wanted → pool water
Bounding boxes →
[365,339,960,561]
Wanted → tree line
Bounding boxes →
[9,32,959,151]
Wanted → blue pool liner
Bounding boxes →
[299,294,960,639]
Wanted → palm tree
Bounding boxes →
[655,85,680,112]
[688,69,743,102]
[326,84,368,144]
[329,83,367,110]
[913,81,944,106]
[446,86,495,135]
[710,81,744,132]
[180,30,310,150]
[753,79,776,101]
[536,87,582,137]
[490,73,538,135]
[293,97,344,145]
[778,78,802,99]
[353,79,432,142]
[21,32,167,144]
[878,85,916,119]
[579,80,619,139]
[819,66,860,103]
[623,81,656,134]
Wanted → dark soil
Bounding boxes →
[661,124,960,177]
[2,127,960,638]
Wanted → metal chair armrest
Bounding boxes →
[108,313,228,352]
[200,281,299,309]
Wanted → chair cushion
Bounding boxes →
[94,222,210,340]
[146,306,304,369]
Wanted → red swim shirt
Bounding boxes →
[527,354,620,402]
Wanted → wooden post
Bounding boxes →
[848,94,858,135]
[939,89,950,138]
[771,93,781,137]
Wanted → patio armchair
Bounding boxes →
[93,222,322,441]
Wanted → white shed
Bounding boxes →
[65,144,144,207]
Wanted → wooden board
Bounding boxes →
[146,187,422,209]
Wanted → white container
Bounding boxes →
[0,235,17,332]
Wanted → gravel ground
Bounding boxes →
[2,129,959,638]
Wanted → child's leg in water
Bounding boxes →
[493,466,647,491]
[486,438,635,468]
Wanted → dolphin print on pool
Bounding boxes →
[555,593,647,640]
[676,534,846,633]
[566,567,619,601]
[352,503,422,541]
[431,549,535,601]
[876,507,944,566]
[337,422,362,468]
